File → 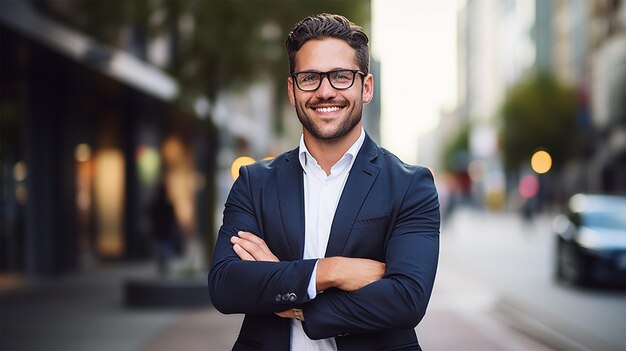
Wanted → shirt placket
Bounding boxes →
[318,177,333,256]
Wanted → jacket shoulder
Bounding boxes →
[377,147,432,178]
[245,148,297,175]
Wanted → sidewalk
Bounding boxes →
[1,263,186,351]
[417,256,552,351]
[1,256,554,351]
[143,256,553,350]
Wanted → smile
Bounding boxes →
[315,106,342,113]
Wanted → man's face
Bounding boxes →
[287,38,373,142]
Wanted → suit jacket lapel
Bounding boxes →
[325,135,381,257]
[276,149,306,260]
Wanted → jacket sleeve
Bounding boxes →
[208,165,317,314]
[302,167,440,339]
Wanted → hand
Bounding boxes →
[317,257,385,292]
[230,231,279,262]
[231,234,297,320]
[275,309,296,319]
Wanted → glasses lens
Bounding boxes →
[296,72,321,91]
[329,70,355,89]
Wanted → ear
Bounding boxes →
[362,74,374,104]
[287,77,296,106]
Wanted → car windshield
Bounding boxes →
[581,211,626,230]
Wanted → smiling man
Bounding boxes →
[208,13,440,351]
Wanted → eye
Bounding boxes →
[331,71,351,82]
[299,73,320,83]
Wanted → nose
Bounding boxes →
[315,75,337,99]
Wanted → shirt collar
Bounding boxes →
[298,127,365,172]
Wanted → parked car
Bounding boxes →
[553,193,626,287]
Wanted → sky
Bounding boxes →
[372,0,458,164]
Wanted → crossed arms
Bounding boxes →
[231,231,386,319]
[208,165,440,339]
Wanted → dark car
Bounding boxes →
[553,194,626,287]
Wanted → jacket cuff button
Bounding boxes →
[274,294,282,303]
[288,293,297,302]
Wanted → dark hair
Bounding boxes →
[286,13,369,75]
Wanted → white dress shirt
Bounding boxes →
[291,129,366,351]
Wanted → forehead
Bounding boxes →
[294,38,357,71]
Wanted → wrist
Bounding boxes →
[316,257,341,291]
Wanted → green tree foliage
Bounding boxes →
[63,0,370,113]
[442,122,470,173]
[499,73,578,172]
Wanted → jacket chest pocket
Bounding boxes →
[346,213,391,260]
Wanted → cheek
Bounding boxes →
[293,94,305,109]
[348,91,363,105]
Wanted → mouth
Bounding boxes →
[314,106,343,113]
[309,101,347,115]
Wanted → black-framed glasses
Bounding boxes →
[291,69,365,92]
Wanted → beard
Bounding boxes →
[295,97,363,143]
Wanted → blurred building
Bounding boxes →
[582,1,625,193]
[451,0,625,209]
[545,0,625,194]
[455,0,540,208]
[0,2,217,278]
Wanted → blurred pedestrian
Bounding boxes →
[150,182,178,275]
[208,13,440,350]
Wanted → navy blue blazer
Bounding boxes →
[208,134,440,350]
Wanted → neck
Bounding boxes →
[304,126,362,175]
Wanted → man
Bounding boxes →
[208,13,440,351]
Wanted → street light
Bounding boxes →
[531,150,552,174]
[231,156,256,180]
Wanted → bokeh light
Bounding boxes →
[519,174,539,199]
[13,161,27,181]
[230,156,256,180]
[135,144,160,185]
[531,150,552,174]
[74,143,92,162]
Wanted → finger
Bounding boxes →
[237,232,268,252]
[232,243,255,261]
[237,231,269,248]
[238,232,279,261]
[275,310,295,319]
[233,237,272,261]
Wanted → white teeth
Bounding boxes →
[315,106,341,113]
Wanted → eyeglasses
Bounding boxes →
[291,69,365,92]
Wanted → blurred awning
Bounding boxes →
[0,1,179,102]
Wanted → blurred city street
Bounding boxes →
[4,206,625,350]
[2,1,626,350]
[438,207,626,351]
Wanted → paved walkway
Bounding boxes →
[141,257,552,351]
[1,263,185,351]
[417,257,552,351]
[2,242,555,351]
